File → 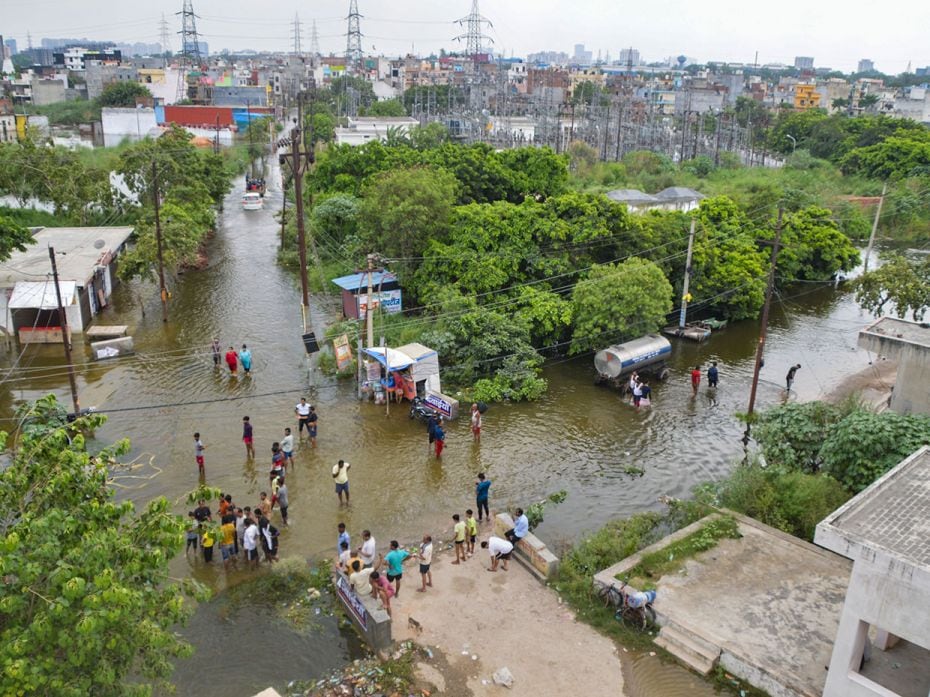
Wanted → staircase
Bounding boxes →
[654,623,722,676]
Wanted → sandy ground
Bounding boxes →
[822,358,896,409]
[389,537,625,697]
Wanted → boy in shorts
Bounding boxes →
[193,433,206,476]
[417,534,433,593]
[452,514,466,564]
[242,416,254,459]
[281,427,294,466]
[465,509,478,557]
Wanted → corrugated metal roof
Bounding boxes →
[9,280,77,309]
[331,271,398,291]
[606,189,659,204]
[654,187,706,201]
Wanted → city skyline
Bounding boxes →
[2,0,926,73]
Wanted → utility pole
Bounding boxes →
[365,253,375,348]
[743,207,783,447]
[49,247,80,415]
[152,162,168,323]
[289,123,311,328]
[678,217,697,329]
[862,182,887,273]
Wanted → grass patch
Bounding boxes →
[617,515,742,590]
[226,556,334,631]
[554,501,711,651]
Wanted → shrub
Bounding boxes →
[755,401,842,473]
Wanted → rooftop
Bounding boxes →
[0,227,134,287]
[331,271,398,292]
[605,189,658,204]
[655,186,706,202]
[860,316,930,349]
[817,446,930,571]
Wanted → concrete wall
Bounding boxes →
[493,513,559,581]
[101,107,157,146]
[858,331,930,415]
[333,569,392,651]
[30,79,66,106]
[819,555,930,697]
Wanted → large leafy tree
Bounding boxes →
[777,206,860,281]
[853,253,930,321]
[96,81,153,108]
[570,257,673,354]
[0,215,34,262]
[0,396,205,696]
[358,165,457,265]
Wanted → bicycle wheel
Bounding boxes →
[643,605,657,627]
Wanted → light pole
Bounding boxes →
[786,133,797,153]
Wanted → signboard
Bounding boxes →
[335,573,368,629]
[425,391,459,420]
[333,334,353,372]
[357,289,402,317]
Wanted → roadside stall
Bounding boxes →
[360,344,459,419]
[360,347,415,405]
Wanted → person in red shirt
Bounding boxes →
[690,365,701,396]
[225,346,238,375]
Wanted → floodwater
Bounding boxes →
[0,163,881,696]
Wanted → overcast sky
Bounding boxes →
[2,0,926,73]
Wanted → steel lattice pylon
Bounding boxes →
[176,0,202,102]
[345,0,363,72]
[455,0,493,58]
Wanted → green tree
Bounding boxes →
[358,166,457,264]
[570,257,673,353]
[0,396,206,696]
[755,401,843,473]
[820,410,930,492]
[0,215,34,261]
[853,253,930,320]
[364,99,407,117]
[840,134,930,179]
[96,81,153,108]
[777,206,860,281]
[408,123,450,150]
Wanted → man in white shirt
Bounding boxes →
[481,536,514,572]
[358,529,376,568]
[418,534,434,592]
[295,398,312,439]
[243,519,260,570]
[349,558,376,596]
[332,459,350,504]
[281,427,295,466]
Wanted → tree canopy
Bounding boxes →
[0,215,34,262]
[0,396,205,696]
[96,81,153,108]
[853,253,930,321]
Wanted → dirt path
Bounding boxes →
[390,540,625,697]
[821,358,896,409]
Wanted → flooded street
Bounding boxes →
[0,169,880,695]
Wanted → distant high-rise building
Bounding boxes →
[572,43,592,64]
[858,58,875,73]
[618,48,640,67]
[4,39,17,56]
[794,56,814,70]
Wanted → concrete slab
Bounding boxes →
[656,516,851,697]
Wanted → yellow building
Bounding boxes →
[794,83,821,110]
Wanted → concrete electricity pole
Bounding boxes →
[863,182,887,273]
[743,207,784,447]
[151,162,169,322]
[48,246,80,414]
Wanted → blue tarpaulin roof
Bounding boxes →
[331,271,397,292]
[361,347,415,370]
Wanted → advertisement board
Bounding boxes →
[357,289,402,316]
[335,573,368,629]
[333,333,353,372]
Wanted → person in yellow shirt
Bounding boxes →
[202,528,215,563]
[465,509,478,557]
[452,513,466,564]
[220,516,238,571]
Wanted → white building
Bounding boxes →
[0,227,134,340]
[334,116,419,146]
[815,446,930,697]
[101,107,159,147]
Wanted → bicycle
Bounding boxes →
[597,581,657,630]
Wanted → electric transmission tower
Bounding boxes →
[345,0,363,72]
[158,13,172,59]
[310,20,320,58]
[455,0,493,58]
[176,0,203,102]
[292,13,303,56]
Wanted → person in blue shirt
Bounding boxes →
[505,508,529,546]
[707,361,719,389]
[337,522,350,554]
[384,540,411,597]
[239,344,253,375]
[475,472,491,522]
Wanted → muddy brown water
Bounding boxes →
[0,168,880,695]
